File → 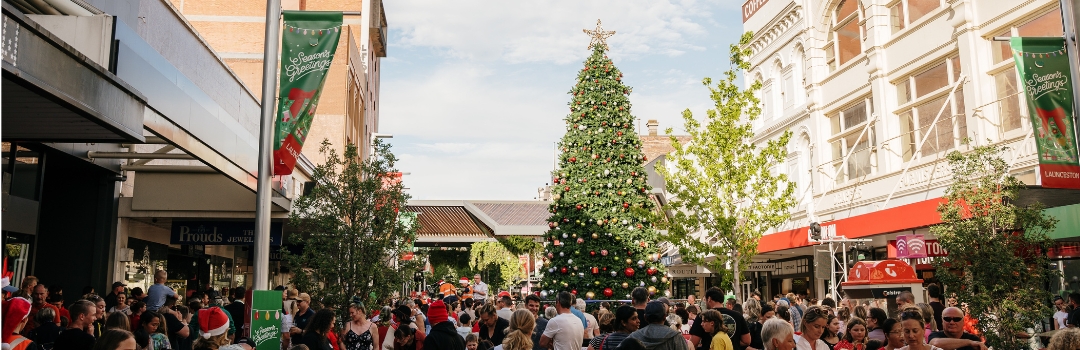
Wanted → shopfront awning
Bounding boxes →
[1046,203,1080,240]
[1,6,145,142]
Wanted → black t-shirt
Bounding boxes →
[53,328,96,350]
[1068,308,1080,328]
[688,307,748,350]
[163,312,191,350]
[635,309,646,328]
[300,331,333,350]
[927,331,980,350]
[295,308,316,332]
[928,301,946,331]
[479,317,510,346]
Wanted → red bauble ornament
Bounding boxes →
[623,202,630,208]
[575,205,582,210]
[590,251,596,257]
[601,250,609,256]
[624,267,635,277]
[603,288,614,297]
[647,268,658,276]
[548,222,556,228]
[617,131,623,136]
[569,157,577,162]
[571,289,578,295]
[591,267,599,275]
[560,267,569,274]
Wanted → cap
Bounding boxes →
[198,306,230,338]
[1,277,17,293]
[113,281,127,288]
[298,293,311,303]
[498,291,511,298]
[655,297,674,306]
[2,285,17,293]
[644,301,666,322]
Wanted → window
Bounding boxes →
[895,56,966,161]
[993,69,1023,132]
[829,97,875,184]
[762,85,773,121]
[889,0,941,33]
[991,9,1063,64]
[783,71,794,108]
[988,9,1063,135]
[827,0,863,71]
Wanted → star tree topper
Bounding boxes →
[584,19,615,50]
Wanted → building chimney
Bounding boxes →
[647,120,659,136]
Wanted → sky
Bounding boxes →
[379,0,744,200]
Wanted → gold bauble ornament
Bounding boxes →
[647,286,657,294]
[591,233,599,239]
[585,291,596,299]
[621,282,629,289]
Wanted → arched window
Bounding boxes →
[825,0,862,72]
[773,60,785,115]
[793,46,806,105]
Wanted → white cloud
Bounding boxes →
[384,0,716,64]
[378,1,742,200]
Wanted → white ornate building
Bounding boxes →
[741,0,1077,299]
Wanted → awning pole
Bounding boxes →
[253,0,282,291]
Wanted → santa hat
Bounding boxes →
[459,277,469,285]
[427,300,449,325]
[2,297,32,350]
[199,307,230,339]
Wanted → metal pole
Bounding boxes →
[253,0,282,291]
[1060,0,1080,158]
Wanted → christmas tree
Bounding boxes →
[541,20,668,300]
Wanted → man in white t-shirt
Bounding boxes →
[540,291,584,350]
[472,274,489,303]
[576,299,599,341]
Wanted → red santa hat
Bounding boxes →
[199,307,230,339]
[427,300,449,325]
[2,297,32,350]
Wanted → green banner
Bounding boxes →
[1011,37,1080,189]
[273,11,343,175]
[250,290,282,350]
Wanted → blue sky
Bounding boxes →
[379,0,744,200]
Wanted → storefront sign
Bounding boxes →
[250,290,282,350]
[746,262,777,271]
[171,221,283,246]
[742,0,770,23]
[870,286,912,299]
[667,265,712,277]
[888,239,947,258]
[273,11,344,175]
[1011,37,1080,189]
[895,234,926,258]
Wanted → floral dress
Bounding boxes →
[344,325,374,350]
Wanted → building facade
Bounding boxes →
[2,0,386,299]
[742,0,1080,300]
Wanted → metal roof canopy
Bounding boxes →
[1,5,145,143]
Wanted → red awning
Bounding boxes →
[759,198,948,253]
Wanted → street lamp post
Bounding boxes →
[253,0,283,291]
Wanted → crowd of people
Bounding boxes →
[6,272,1080,350]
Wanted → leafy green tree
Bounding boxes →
[282,139,417,319]
[656,32,794,302]
[542,43,668,301]
[469,241,525,291]
[931,143,1058,349]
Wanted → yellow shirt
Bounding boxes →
[710,334,733,350]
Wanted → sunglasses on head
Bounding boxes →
[942,317,963,323]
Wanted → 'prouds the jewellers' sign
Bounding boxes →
[742,0,771,23]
